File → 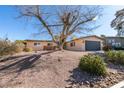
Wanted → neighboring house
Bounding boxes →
[24,40,57,51]
[66,35,104,51]
[105,37,124,48]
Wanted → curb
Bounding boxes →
[111,80,124,88]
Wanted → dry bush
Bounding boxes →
[23,47,32,52]
[0,39,25,56]
[15,40,25,52]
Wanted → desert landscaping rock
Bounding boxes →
[0,50,124,88]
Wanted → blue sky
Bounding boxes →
[0,5,124,41]
[93,6,124,36]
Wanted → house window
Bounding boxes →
[112,42,115,46]
[118,43,121,47]
[108,39,115,43]
[108,40,111,43]
[70,42,75,47]
[112,42,121,47]
[34,42,41,46]
[112,39,115,42]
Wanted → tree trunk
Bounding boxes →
[58,40,66,50]
[58,43,64,50]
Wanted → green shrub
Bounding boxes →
[105,50,117,62]
[105,51,124,65]
[23,47,32,52]
[79,55,107,76]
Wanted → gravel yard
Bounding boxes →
[0,50,124,88]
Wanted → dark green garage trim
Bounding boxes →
[85,41,101,51]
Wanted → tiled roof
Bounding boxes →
[67,35,104,43]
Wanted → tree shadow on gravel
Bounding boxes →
[0,50,57,72]
[0,51,58,80]
[0,54,30,63]
[0,54,41,75]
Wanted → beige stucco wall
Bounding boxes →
[26,41,57,51]
[66,36,103,51]
[66,39,85,51]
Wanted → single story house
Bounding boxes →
[24,40,57,51]
[24,35,104,51]
[66,35,104,51]
[105,36,124,48]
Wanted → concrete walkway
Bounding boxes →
[111,80,124,88]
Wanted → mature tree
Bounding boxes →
[16,5,102,50]
[111,8,124,36]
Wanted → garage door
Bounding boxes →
[85,41,101,51]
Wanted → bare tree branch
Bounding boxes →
[16,5,102,49]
